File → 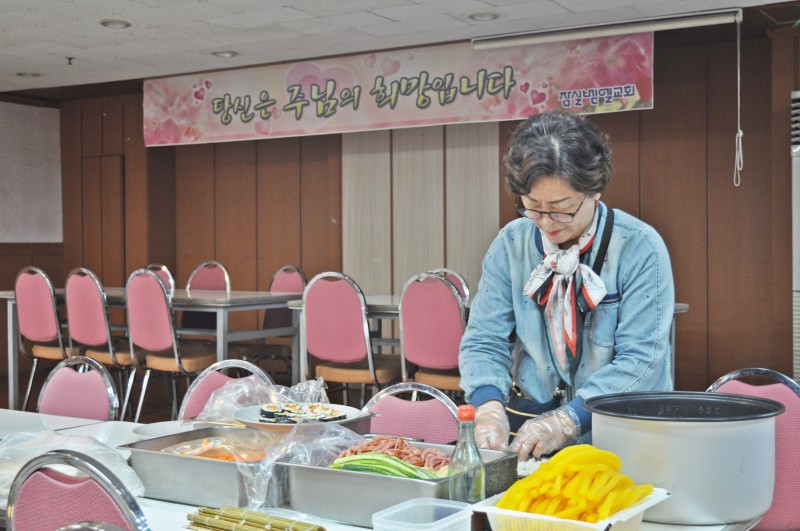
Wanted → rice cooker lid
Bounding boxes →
[583,391,784,422]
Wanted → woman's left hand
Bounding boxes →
[508,409,577,461]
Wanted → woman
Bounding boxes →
[459,111,674,460]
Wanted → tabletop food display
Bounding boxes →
[0,384,781,531]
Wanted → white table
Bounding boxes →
[0,409,103,438]
[1,288,303,410]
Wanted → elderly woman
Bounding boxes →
[459,111,674,460]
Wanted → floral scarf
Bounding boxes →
[523,206,607,382]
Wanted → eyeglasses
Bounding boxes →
[516,195,588,223]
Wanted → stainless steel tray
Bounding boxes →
[284,442,517,527]
[120,426,257,507]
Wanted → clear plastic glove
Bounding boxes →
[508,408,580,461]
[473,400,510,450]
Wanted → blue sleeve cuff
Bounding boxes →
[470,385,505,408]
[567,396,592,432]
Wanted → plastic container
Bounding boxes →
[372,497,472,531]
[473,488,670,531]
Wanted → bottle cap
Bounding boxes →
[457,404,476,421]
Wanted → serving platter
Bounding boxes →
[233,403,367,432]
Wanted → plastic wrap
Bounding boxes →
[194,377,330,423]
[0,431,145,510]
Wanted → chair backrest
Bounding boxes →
[37,356,119,421]
[399,272,465,379]
[65,268,113,351]
[14,266,64,348]
[145,263,175,292]
[362,382,459,444]
[263,265,307,330]
[429,267,470,302]
[178,359,274,420]
[126,269,178,355]
[186,260,231,292]
[7,449,149,531]
[302,272,371,366]
[707,368,800,531]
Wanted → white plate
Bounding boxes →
[132,420,200,438]
[234,403,365,432]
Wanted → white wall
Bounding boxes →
[0,101,62,243]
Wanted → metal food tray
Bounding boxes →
[120,409,373,508]
[284,442,517,528]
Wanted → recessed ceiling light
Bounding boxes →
[212,50,239,58]
[468,12,499,22]
[100,19,132,29]
[15,72,41,78]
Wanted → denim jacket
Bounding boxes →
[459,203,674,431]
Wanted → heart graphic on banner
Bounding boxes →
[530,90,546,105]
[381,57,401,76]
[519,82,530,93]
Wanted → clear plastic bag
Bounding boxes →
[233,422,365,509]
[0,431,145,510]
[194,377,330,423]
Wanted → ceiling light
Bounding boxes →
[212,50,239,58]
[468,12,499,22]
[15,72,41,78]
[472,9,741,50]
[100,19,132,29]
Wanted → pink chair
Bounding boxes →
[708,368,800,530]
[362,382,459,444]
[232,265,306,377]
[399,272,465,392]
[302,272,401,406]
[429,267,470,303]
[7,449,149,531]
[38,356,119,421]
[178,359,273,420]
[145,263,175,292]
[182,260,231,331]
[14,266,69,411]
[126,268,216,422]
[65,268,135,419]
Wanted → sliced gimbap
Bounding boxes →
[260,404,282,418]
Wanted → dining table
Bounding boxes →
[0,409,761,531]
[0,288,304,411]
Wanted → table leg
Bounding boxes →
[291,308,300,385]
[7,299,19,410]
[216,309,229,363]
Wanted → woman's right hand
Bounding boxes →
[473,400,510,449]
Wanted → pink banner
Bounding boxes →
[143,34,653,146]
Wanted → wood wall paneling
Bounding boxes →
[638,44,709,391]
[81,157,103,275]
[341,130,392,295]
[145,146,176,275]
[60,103,83,276]
[768,28,795,379]
[592,112,641,218]
[100,156,125,287]
[299,135,342,279]
[498,121,521,228]
[392,126,445,293]
[123,94,150,276]
[445,122,499,294]
[102,100,124,155]
[175,144,215,287]
[81,100,102,158]
[256,138,302,291]
[707,39,784,380]
[214,141,258,329]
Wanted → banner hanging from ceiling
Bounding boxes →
[143,33,653,146]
